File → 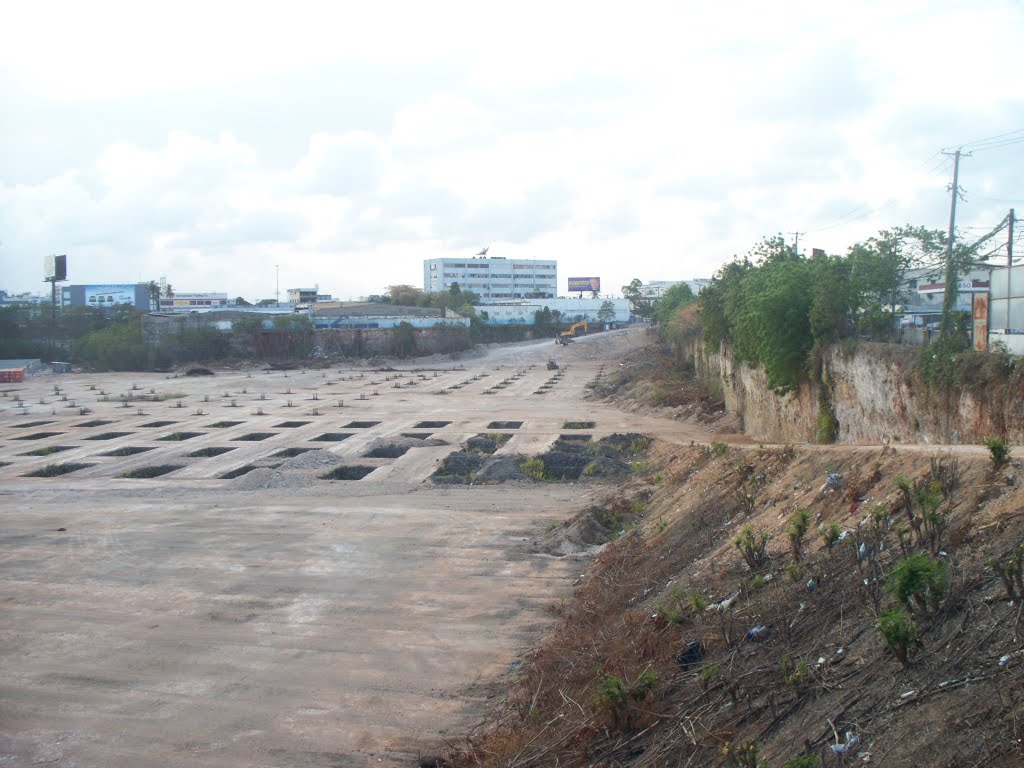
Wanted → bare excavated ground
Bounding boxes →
[0,328,722,767]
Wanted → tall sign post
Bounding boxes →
[44,254,68,350]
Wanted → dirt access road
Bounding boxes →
[0,327,717,767]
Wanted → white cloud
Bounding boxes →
[290,131,391,197]
[1,1,1022,301]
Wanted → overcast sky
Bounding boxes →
[2,0,1022,301]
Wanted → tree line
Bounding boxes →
[655,226,977,393]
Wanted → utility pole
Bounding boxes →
[941,149,969,334]
[788,231,804,258]
[1008,208,1015,332]
[275,264,279,307]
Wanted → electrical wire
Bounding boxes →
[943,128,1024,152]
[971,136,1024,153]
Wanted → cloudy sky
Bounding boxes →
[2,0,1022,301]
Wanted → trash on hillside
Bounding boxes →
[746,625,769,642]
[831,732,860,756]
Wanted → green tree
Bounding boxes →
[72,319,152,370]
[699,259,751,350]
[271,315,314,357]
[387,284,425,306]
[809,253,853,347]
[391,321,416,357]
[621,278,650,319]
[597,300,616,323]
[651,282,696,326]
[534,306,554,336]
[147,280,162,310]
[166,327,230,362]
[849,225,946,341]
[728,251,813,393]
[233,296,251,306]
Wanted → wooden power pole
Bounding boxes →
[941,149,967,335]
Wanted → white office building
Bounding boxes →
[423,257,557,302]
[639,279,711,300]
[482,298,630,325]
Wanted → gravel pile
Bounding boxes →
[534,506,620,556]
[234,468,315,490]
[278,449,342,470]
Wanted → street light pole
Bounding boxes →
[275,264,279,307]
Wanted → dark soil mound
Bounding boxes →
[473,455,530,484]
[466,435,498,454]
[536,449,592,480]
[434,451,486,477]
[581,455,631,478]
[363,444,410,459]
[593,432,649,458]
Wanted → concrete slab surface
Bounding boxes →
[0,328,718,767]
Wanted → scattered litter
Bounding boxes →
[807,578,817,592]
[999,654,1011,667]
[707,592,739,612]
[831,732,860,756]
[746,625,769,642]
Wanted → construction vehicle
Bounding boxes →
[557,321,588,344]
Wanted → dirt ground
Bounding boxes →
[0,328,720,767]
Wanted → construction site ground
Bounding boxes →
[0,328,724,768]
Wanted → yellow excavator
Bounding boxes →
[556,321,588,345]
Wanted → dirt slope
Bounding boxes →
[437,409,1024,766]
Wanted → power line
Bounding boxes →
[964,214,1010,251]
[970,136,1024,153]
[944,127,1024,151]
[807,199,898,234]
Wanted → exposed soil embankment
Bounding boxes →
[587,341,741,434]
[691,338,1024,446]
[435,441,1024,767]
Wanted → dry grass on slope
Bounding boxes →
[443,442,1024,768]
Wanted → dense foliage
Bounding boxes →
[386,282,480,313]
[650,282,696,326]
[694,227,974,393]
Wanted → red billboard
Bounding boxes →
[568,277,601,293]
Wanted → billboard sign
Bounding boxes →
[44,254,67,281]
[84,284,136,306]
[568,276,601,293]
